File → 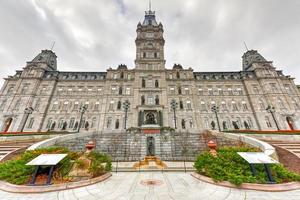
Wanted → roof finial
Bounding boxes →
[243,41,249,51]
[149,0,152,11]
[50,41,56,51]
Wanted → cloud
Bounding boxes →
[0,0,300,86]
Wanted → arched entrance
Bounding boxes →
[146,136,155,156]
[3,118,13,132]
[286,117,294,130]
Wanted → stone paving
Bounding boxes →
[1,172,300,200]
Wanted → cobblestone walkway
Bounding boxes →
[1,172,300,200]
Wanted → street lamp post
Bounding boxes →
[170,99,178,129]
[20,107,34,132]
[123,100,130,129]
[211,105,221,131]
[77,104,88,133]
[266,105,280,130]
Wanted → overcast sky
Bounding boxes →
[0,0,300,86]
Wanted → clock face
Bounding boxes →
[146,33,154,38]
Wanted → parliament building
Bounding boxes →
[1,9,300,135]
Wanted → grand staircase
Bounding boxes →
[268,141,300,158]
[0,140,40,162]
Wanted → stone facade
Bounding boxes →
[1,9,300,136]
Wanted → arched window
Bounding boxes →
[69,118,75,129]
[141,95,145,105]
[178,87,182,95]
[265,116,272,127]
[155,80,159,88]
[142,78,146,88]
[176,72,180,79]
[179,101,184,109]
[117,101,122,109]
[155,95,159,105]
[181,119,186,129]
[27,117,34,129]
[115,119,120,129]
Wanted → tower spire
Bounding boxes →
[149,0,152,11]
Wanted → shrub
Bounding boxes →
[194,146,300,185]
[87,152,112,177]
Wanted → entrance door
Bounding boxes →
[3,118,13,132]
[286,117,294,130]
[146,136,155,156]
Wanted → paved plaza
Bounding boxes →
[1,172,300,200]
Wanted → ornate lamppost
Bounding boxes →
[123,100,130,129]
[266,105,280,130]
[20,107,34,132]
[211,105,221,131]
[77,104,88,133]
[170,99,178,129]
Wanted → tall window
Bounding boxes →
[119,86,123,95]
[117,101,122,109]
[242,101,248,110]
[46,118,53,129]
[120,72,124,79]
[292,98,299,110]
[232,101,238,111]
[141,95,145,105]
[270,83,278,93]
[200,101,206,111]
[91,117,97,128]
[178,87,182,95]
[181,119,186,129]
[236,88,243,95]
[109,101,114,110]
[142,78,146,88]
[0,99,7,111]
[221,101,227,110]
[27,117,34,129]
[208,88,213,95]
[7,86,14,95]
[125,87,130,95]
[265,116,272,127]
[69,118,75,129]
[155,80,159,88]
[218,88,223,95]
[73,101,79,111]
[107,117,112,128]
[179,100,184,109]
[155,95,159,105]
[148,96,154,105]
[278,98,285,108]
[259,100,265,110]
[52,101,58,110]
[62,101,69,110]
[176,72,180,79]
[253,86,259,94]
[185,88,190,95]
[94,102,100,110]
[228,88,233,95]
[198,88,203,95]
[186,100,192,110]
[14,99,21,111]
[115,119,120,129]
[21,85,28,94]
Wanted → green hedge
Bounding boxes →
[194,146,300,185]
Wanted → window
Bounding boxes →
[228,88,233,95]
[7,86,14,95]
[107,117,112,128]
[181,119,186,129]
[154,52,157,58]
[127,74,131,80]
[62,101,69,110]
[148,96,154,105]
[242,101,248,110]
[292,98,299,110]
[115,119,120,129]
[232,101,238,111]
[113,73,118,79]
[142,78,146,88]
[111,87,116,94]
[69,118,75,129]
[73,101,79,111]
[155,80,159,88]
[46,118,53,129]
[236,88,243,95]
[187,100,192,110]
[178,87,182,95]
[259,100,265,110]
[21,85,28,94]
[84,101,89,110]
[221,101,227,110]
[155,95,159,105]
[170,87,175,94]
[278,98,285,108]
[270,83,278,93]
[120,72,124,79]
[179,101,184,109]
[117,101,122,109]
[94,102,100,110]
[14,99,21,111]
[169,74,173,79]
[218,88,223,95]
[109,101,114,110]
[284,84,292,94]
[58,118,64,129]
[27,117,34,129]
[119,87,123,95]
[200,101,206,111]
[208,88,213,95]
[253,86,259,94]
[198,88,203,95]
[176,72,180,79]
[265,116,272,127]
[184,88,190,95]
[0,99,7,111]
[141,95,145,105]
[125,87,130,95]
[91,117,97,128]
[143,52,146,58]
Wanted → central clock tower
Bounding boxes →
[135,9,165,70]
